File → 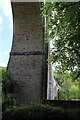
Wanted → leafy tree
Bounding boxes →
[54,70,80,100]
[42,2,80,77]
[2,69,14,94]
[1,68,16,110]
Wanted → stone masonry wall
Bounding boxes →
[8,2,47,104]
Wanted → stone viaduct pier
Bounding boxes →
[8,1,47,104]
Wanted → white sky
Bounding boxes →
[0,0,13,29]
[0,0,13,67]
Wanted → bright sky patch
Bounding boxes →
[0,0,13,67]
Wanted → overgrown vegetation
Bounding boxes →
[41,2,80,75]
[0,67,2,106]
[1,2,80,119]
[2,68,80,120]
[2,68,16,111]
[41,2,80,100]
[54,70,80,100]
[2,103,80,120]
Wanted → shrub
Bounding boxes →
[2,69,15,94]
[2,93,16,111]
[2,69,16,111]
[2,104,77,120]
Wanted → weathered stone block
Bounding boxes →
[8,2,47,104]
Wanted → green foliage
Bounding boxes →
[0,68,2,106]
[2,69,15,94]
[42,2,80,75]
[41,2,80,100]
[54,71,80,100]
[2,68,16,111]
[2,93,16,110]
[2,103,76,120]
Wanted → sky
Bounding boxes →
[0,0,13,67]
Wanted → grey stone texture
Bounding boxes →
[8,2,47,104]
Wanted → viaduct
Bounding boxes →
[8,1,48,104]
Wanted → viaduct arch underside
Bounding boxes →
[8,2,47,104]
